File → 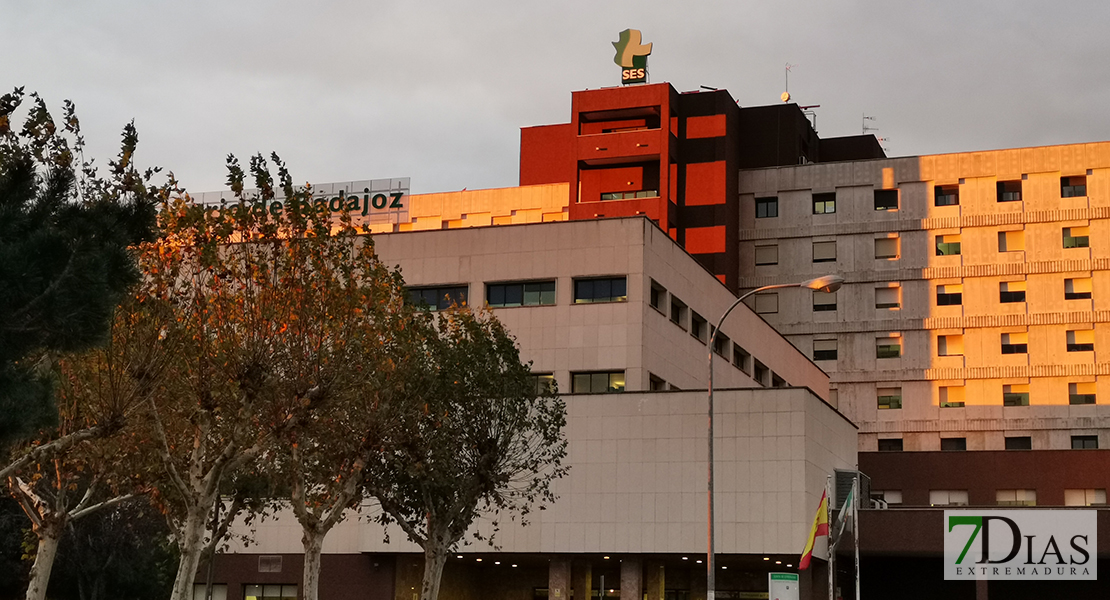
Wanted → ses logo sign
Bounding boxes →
[612,29,652,84]
[944,510,1096,580]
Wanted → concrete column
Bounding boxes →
[644,561,665,600]
[550,558,571,600]
[620,559,642,600]
[572,559,593,600]
[689,565,706,600]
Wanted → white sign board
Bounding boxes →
[944,510,1096,580]
[768,572,799,600]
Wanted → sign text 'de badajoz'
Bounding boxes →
[944,510,1096,580]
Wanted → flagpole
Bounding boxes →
[827,476,834,600]
[853,475,861,600]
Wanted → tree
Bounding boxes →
[0,87,158,447]
[136,154,410,600]
[367,307,569,600]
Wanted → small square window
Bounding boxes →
[813,290,837,312]
[997,180,1022,202]
[1004,435,1032,449]
[936,234,961,256]
[934,185,959,206]
[771,373,787,388]
[940,386,965,408]
[938,334,964,356]
[1000,281,1026,303]
[998,230,1025,252]
[877,387,902,409]
[812,240,837,263]
[754,293,778,314]
[1063,226,1090,249]
[1065,489,1107,507]
[649,280,666,311]
[753,360,769,386]
[1067,329,1094,352]
[1003,384,1029,406]
[670,296,687,329]
[1001,333,1028,355]
[1065,277,1093,300]
[649,373,667,391]
[733,345,751,374]
[875,236,899,259]
[1069,382,1096,405]
[755,244,779,266]
[941,437,967,451]
[937,284,962,306]
[874,189,899,211]
[996,489,1036,506]
[530,373,556,395]
[755,197,778,218]
[813,339,837,361]
[930,490,969,506]
[690,312,707,342]
[813,192,836,214]
[713,330,730,357]
[876,338,901,359]
[1061,175,1087,198]
[1072,435,1099,449]
[875,286,900,310]
[877,438,903,452]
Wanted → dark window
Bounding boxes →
[997,180,1022,202]
[876,340,901,359]
[245,585,297,600]
[877,388,902,409]
[601,190,659,200]
[936,285,962,306]
[1001,334,1027,355]
[1067,330,1094,353]
[1005,436,1032,450]
[1003,385,1030,406]
[486,280,556,307]
[753,360,769,386]
[934,185,959,206]
[713,331,729,357]
[649,373,667,391]
[941,438,967,451]
[409,285,468,311]
[690,312,707,343]
[771,373,787,388]
[733,345,751,374]
[878,438,904,452]
[1065,278,1092,300]
[1061,176,1087,198]
[1070,383,1097,405]
[813,192,836,214]
[571,371,625,393]
[574,277,627,303]
[813,339,837,361]
[670,297,687,328]
[1063,227,1090,249]
[649,280,666,311]
[530,373,556,395]
[755,197,778,218]
[1072,435,1099,450]
[935,235,961,256]
[874,189,899,211]
[1000,282,1026,303]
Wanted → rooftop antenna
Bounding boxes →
[862,114,879,135]
[782,63,797,102]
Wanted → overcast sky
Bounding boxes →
[5,0,1110,194]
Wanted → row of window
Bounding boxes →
[810,331,1099,363]
[867,382,1099,410]
[877,434,1099,453]
[649,280,787,387]
[753,226,1091,269]
[753,175,1090,218]
[871,487,1106,508]
[407,277,627,310]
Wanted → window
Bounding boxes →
[571,371,625,393]
[753,360,769,386]
[997,180,1022,202]
[813,290,837,312]
[245,585,298,600]
[998,229,1025,252]
[1000,281,1026,303]
[690,312,707,342]
[930,490,969,506]
[1070,382,1097,405]
[940,386,966,408]
[874,189,899,211]
[1061,175,1087,198]
[877,387,902,410]
[649,280,666,311]
[754,293,778,314]
[755,197,778,218]
[935,234,961,256]
[813,339,837,361]
[938,334,964,356]
[573,277,627,303]
[670,296,687,329]
[813,192,836,214]
[771,373,787,388]
[876,338,901,359]
[530,373,556,395]
[713,331,729,357]
[812,240,837,263]
[996,489,1036,507]
[409,285,468,311]
[755,244,779,266]
[1065,277,1093,300]
[487,280,556,308]
[258,555,282,573]
[941,437,967,451]
[649,373,667,391]
[1005,435,1032,449]
[875,286,900,309]
[1072,435,1099,449]
[875,236,899,259]
[934,184,959,206]
[1001,332,1028,355]
[1003,384,1030,406]
[601,189,659,200]
[1063,226,1090,248]
[872,490,903,506]
[193,585,228,600]
[936,284,962,306]
[1065,489,1107,506]
[1067,329,1094,352]
[733,345,751,374]
[878,438,904,452]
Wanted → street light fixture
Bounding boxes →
[705,275,843,600]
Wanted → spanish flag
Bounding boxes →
[798,489,829,570]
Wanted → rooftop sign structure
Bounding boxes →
[612,29,652,85]
[192,178,411,225]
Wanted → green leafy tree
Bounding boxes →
[367,308,569,600]
[0,87,158,447]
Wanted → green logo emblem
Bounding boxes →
[613,29,652,84]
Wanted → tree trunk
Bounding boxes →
[301,527,325,600]
[420,540,448,600]
[25,520,63,600]
[169,505,209,600]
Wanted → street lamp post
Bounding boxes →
[706,275,843,600]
